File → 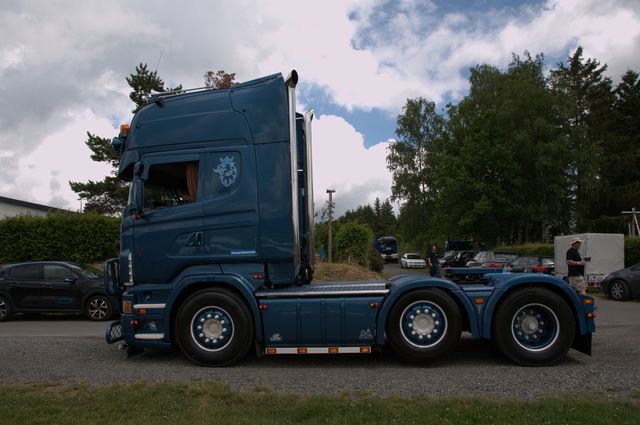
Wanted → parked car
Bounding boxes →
[466,251,518,268]
[504,256,555,274]
[600,263,640,301]
[440,250,475,268]
[0,261,120,322]
[400,253,427,269]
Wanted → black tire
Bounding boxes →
[609,280,630,301]
[85,295,113,321]
[387,288,462,362]
[493,288,575,366]
[0,293,11,322]
[175,288,254,366]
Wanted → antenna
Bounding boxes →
[154,49,164,73]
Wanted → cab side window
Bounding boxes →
[143,161,199,211]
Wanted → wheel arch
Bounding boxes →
[482,277,587,340]
[375,278,478,346]
[166,274,261,346]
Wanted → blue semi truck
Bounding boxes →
[373,236,398,262]
[104,71,594,366]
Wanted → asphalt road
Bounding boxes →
[0,292,639,400]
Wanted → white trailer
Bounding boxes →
[554,233,625,286]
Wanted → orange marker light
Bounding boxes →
[583,298,594,305]
[266,348,277,355]
[137,308,147,315]
[360,347,371,353]
[297,348,308,354]
[119,124,130,135]
[329,347,339,354]
[474,297,485,304]
[122,300,132,314]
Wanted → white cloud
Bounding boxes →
[5,110,115,210]
[312,115,392,216]
[0,0,638,214]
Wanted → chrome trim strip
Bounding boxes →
[134,333,165,340]
[255,289,389,298]
[312,283,387,288]
[286,70,301,277]
[266,347,370,354]
[303,110,315,267]
[133,303,166,309]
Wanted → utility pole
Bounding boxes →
[326,189,335,263]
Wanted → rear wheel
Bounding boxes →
[176,288,254,366]
[609,280,630,301]
[387,289,462,362]
[0,294,11,322]
[493,288,575,366]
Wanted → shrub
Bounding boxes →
[368,248,385,272]
[335,222,373,268]
[626,237,640,267]
[0,212,120,264]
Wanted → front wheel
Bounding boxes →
[176,288,254,366]
[493,288,575,366]
[387,288,462,362]
[609,280,630,301]
[85,295,113,321]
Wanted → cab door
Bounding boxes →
[203,149,259,264]
[132,154,204,284]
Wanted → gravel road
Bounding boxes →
[0,298,638,400]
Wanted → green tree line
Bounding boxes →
[386,48,640,251]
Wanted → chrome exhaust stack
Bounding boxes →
[286,71,301,277]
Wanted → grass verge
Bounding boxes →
[1,382,639,425]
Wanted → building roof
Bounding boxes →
[0,196,67,213]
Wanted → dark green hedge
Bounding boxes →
[0,213,120,264]
[498,238,640,267]
[625,237,640,267]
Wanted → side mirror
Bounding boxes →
[133,162,144,177]
[128,162,145,216]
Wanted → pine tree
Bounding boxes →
[70,65,236,215]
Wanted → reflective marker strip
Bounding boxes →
[265,347,370,354]
[133,304,166,309]
[134,333,165,340]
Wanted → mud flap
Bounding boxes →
[572,333,592,356]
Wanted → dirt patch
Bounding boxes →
[313,262,383,281]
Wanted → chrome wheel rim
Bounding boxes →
[611,282,624,300]
[511,303,559,351]
[190,306,234,352]
[399,301,447,348]
[88,298,109,320]
[0,298,7,320]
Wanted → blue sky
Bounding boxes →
[0,0,638,216]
